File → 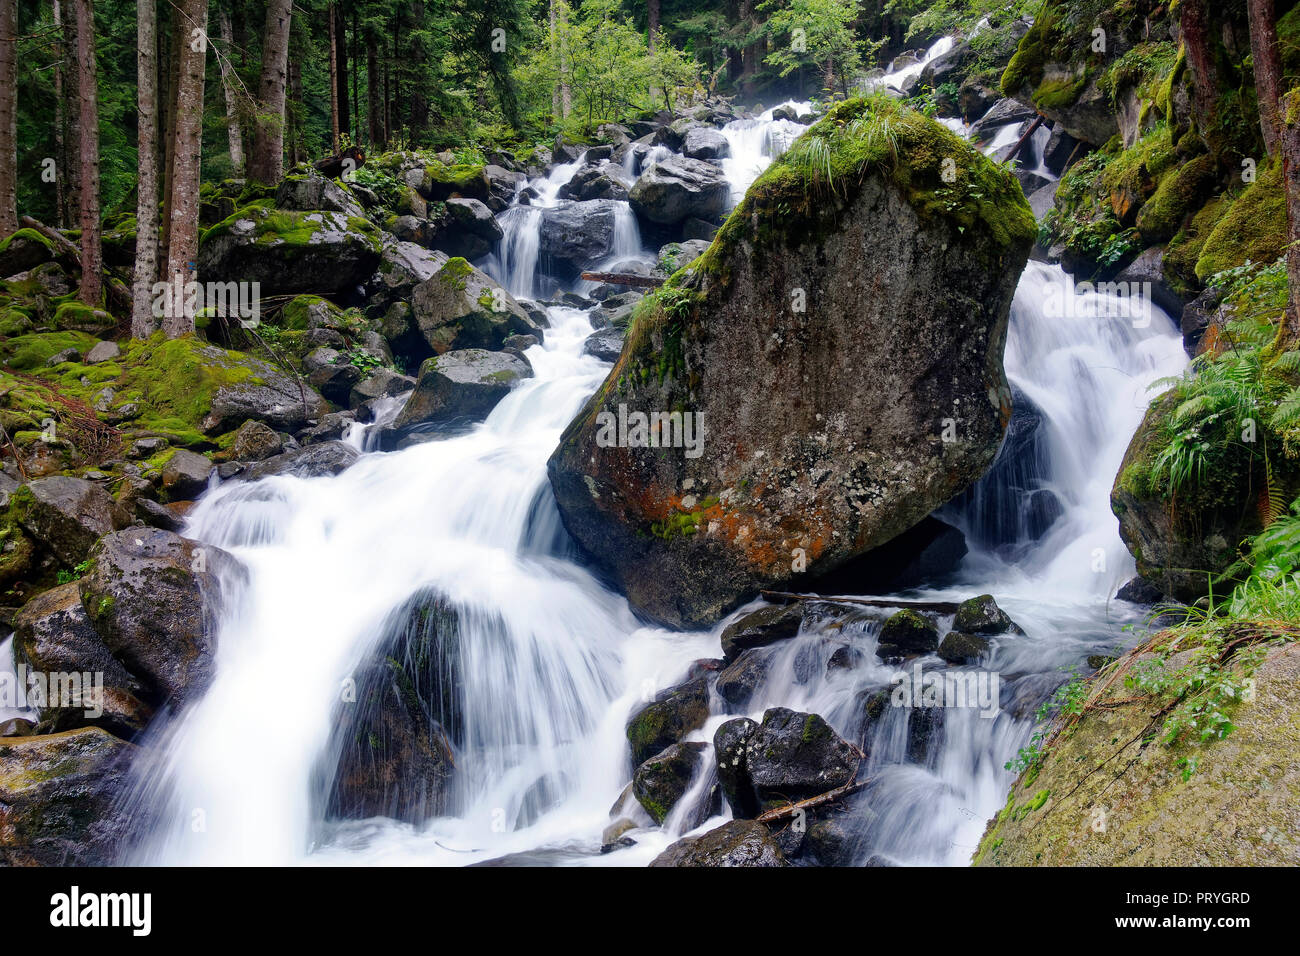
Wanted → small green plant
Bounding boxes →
[56,558,92,584]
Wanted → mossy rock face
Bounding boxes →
[417,163,490,203]
[1110,390,1273,602]
[198,205,384,297]
[0,227,57,276]
[626,678,709,765]
[407,256,541,359]
[879,609,940,652]
[547,96,1033,628]
[1135,153,1218,245]
[975,636,1300,866]
[1194,160,1288,280]
[52,301,116,335]
[0,727,136,865]
[632,741,706,824]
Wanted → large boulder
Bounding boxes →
[327,590,459,822]
[682,127,731,160]
[239,441,360,481]
[0,728,135,866]
[629,155,730,225]
[548,98,1035,627]
[8,477,123,566]
[407,257,540,357]
[78,529,243,706]
[558,165,629,202]
[436,198,504,260]
[391,349,532,435]
[199,206,384,296]
[12,582,153,737]
[742,707,859,811]
[626,678,709,765]
[538,200,622,274]
[274,170,366,218]
[649,819,787,867]
[975,637,1300,866]
[198,343,330,434]
[632,741,706,824]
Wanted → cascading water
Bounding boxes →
[119,89,1188,867]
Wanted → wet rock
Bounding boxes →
[0,727,136,866]
[1116,575,1162,605]
[558,165,629,202]
[970,98,1037,140]
[392,349,532,435]
[78,529,243,705]
[160,449,214,502]
[649,819,786,867]
[548,103,1033,627]
[134,497,186,532]
[682,127,730,160]
[0,229,56,277]
[229,419,284,462]
[878,609,939,655]
[744,707,859,811]
[952,594,1020,635]
[349,368,415,409]
[436,198,504,260]
[720,604,803,662]
[626,678,709,765]
[46,346,82,366]
[408,257,540,356]
[805,813,859,866]
[297,412,356,445]
[629,155,730,225]
[240,441,360,481]
[581,327,625,362]
[827,644,865,671]
[538,200,623,274]
[1114,247,1184,317]
[8,477,123,566]
[715,649,769,710]
[200,347,330,434]
[13,582,153,737]
[937,630,990,664]
[713,717,759,818]
[632,741,706,824]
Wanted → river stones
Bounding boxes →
[649,819,787,867]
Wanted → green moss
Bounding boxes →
[1135,153,1217,243]
[0,227,55,256]
[51,301,115,334]
[1000,13,1052,96]
[0,331,99,370]
[1033,72,1087,110]
[1195,160,1288,279]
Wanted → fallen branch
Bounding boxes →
[760,590,960,614]
[579,271,665,288]
[1003,114,1045,164]
[755,778,870,824]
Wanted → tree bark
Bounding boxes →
[247,0,292,183]
[163,0,208,337]
[73,0,101,306]
[216,7,244,176]
[1280,90,1300,350]
[287,21,303,167]
[0,0,17,237]
[62,0,82,232]
[1180,0,1219,132]
[366,32,381,149]
[160,8,182,265]
[334,3,348,142]
[132,0,160,338]
[1247,0,1283,158]
[648,0,659,53]
[328,3,339,151]
[350,9,358,147]
[51,0,67,228]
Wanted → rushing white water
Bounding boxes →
[121,97,1188,867]
[720,102,811,202]
[875,35,955,93]
[0,635,36,726]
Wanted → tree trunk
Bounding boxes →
[351,9,358,146]
[287,23,303,167]
[328,3,339,151]
[163,0,208,337]
[1247,0,1283,158]
[648,0,659,53]
[73,0,101,306]
[334,3,348,142]
[558,2,571,119]
[368,33,384,149]
[1180,0,1219,131]
[132,0,160,338]
[247,0,292,183]
[215,8,244,176]
[62,0,82,232]
[0,0,17,237]
[1280,90,1300,349]
[160,9,182,265]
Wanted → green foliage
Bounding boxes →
[758,0,882,95]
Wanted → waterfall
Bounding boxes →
[721,103,811,203]
[114,87,1188,868]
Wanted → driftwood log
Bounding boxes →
[759,590,960,614]
[19,215,132,315]
[579,271,665,289]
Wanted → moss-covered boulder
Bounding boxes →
[390,348,532,436]
[1193,159,1288,280]
[547,97,1035,627]
[1111,391,1265,602]
[632,741,706,824]
[0,227,57,277]
[975,630,1300,866]
[198,205,384,296]
[8,477,125,567]
[878,608,941,656]
[626,678,709,765]
[406,256,542,357]
[78,529,244,706]
[0,727,136,866]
